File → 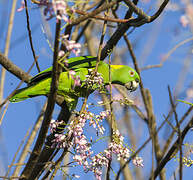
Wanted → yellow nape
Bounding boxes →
[111,65,124,70]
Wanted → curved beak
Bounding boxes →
[125,78,139,92]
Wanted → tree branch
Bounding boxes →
[100,0,169,59]
[0,52,31,83]
[70,0,122,25]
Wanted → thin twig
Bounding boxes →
[168,86,183,180]
[161,36,193,64]
[123,0,150,21]
[70,0,121,25]
[75,9,133,23]
[5,126,31,178]
[11,103,47,177]
[0,58,36,111]
[106,54,113,180]
[0,176,20,180]
[114,84,147,123]
[0,0,18,103]
[50,150,68,180]
[0,101,9,125]
[24,0,41,72]
[128,0,169,27]
[140,64,162,71]
[123,35,149,118]
[76,0,105,42]
[150,116,193,180]
[96,1,109,72]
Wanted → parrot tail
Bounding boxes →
[9,85,47,103]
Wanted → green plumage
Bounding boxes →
[9,56,140,110]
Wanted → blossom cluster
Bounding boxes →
[50,119,65,133]
[18,0,70,21]
[89,110,110,134]
[50,113,143,179]
[69,110,110,168]
[180,4,193,28]
[50,120,70,148]
[88,130,130,180]
[70,113,93,169]
[18,1,81,56]
[132,156,144,167]
[84,69,104,91]
[179,143,193,167]
[50,109,109,149]
[61,35,81,56]
[166,1,193,28]
[52,0,69,22]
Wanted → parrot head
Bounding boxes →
[111,65,140,92]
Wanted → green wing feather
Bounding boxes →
[29,56,97,85]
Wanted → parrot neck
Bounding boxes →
[108,65,125,86]
[97,63,125,86]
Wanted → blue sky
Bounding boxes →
[0,0,193,179]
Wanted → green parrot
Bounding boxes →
[9,56,140,110]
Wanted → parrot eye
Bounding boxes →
[129,70,135,77]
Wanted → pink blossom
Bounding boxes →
[61,35,81,56]
[69,70,76,76]
[49,119,65,133]
[132,156,144,167]
[112,93,123,101]
[52,0,69,22]
[73,155,82,162]
[99,111,110,119]
[186,88,193,99]
[58,50,65,57]
[180,15,189,27]
[17,0,25,12]
[68,70,81,88]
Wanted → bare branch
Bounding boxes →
[70,0,121,25]
[168,86,183,180]
[0,52,31,82]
